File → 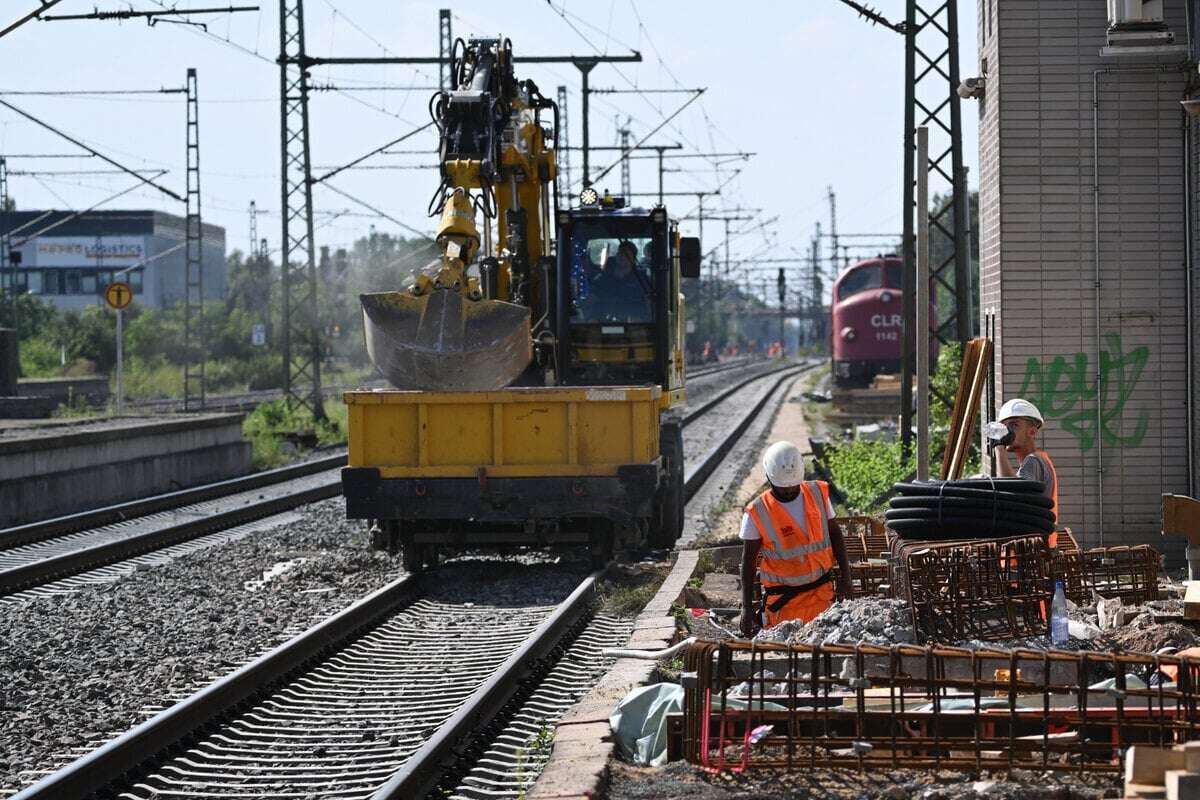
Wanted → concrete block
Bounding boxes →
[1166,770,1200,800]
[1178,741,1200,772]
[1127,745,1186,787]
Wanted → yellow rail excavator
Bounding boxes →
[341,36,701,570]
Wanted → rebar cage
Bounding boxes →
[682,639,1200,773]
[888,534,1159,643]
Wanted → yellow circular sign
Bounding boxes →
[104,281,133,310]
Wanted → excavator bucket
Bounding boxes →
[361,289,532,391]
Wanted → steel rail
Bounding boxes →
[380,363,818,799]
[682,360,812,430]
[684,362,818,495]
[0,361,796,596]
[0,452,346,551]
[8,361,819,799]
[0,473,342,596]
[7,573,421,800]
[9,569,598,800]
[369,574,600,799]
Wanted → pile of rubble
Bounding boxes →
[756,598,917,646]
[752,587,1196,654]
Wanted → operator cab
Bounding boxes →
[554,190,700,388]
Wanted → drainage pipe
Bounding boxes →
[1093,68,1107,549]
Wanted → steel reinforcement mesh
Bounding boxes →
[832,516,894,599]
[886,534,1159,643]
[682,640,1200,773]
[1055,545,1159,607]
[900,535,1053,642]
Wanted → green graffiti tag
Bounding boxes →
[1016,332,1149,451]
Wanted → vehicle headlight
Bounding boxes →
[841,326,857,341]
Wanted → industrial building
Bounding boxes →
[0,209,226,311]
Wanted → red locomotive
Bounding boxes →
[830,255,935,388]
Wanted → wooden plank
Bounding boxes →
[1184,581,1200,620]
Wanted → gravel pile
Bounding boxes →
[605,761,1119,799]
[755,598,917,646]
[0,498,403,797]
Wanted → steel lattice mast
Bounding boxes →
[900,0,972,450]
[278,0,323,419]
[184,67,206,411]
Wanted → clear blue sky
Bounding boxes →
[0,0,978,294]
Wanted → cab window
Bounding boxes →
[570,224,654,323]
[837,265,882,301]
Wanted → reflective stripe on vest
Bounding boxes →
[746,481,833,588]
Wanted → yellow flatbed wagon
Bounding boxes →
[341,386,683,568]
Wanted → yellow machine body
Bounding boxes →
[345,386,661,478]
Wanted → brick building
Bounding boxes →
[976,0,1197,559]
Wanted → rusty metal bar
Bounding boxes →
[683,640,1200,773]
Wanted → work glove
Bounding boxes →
[985,421,1015,452]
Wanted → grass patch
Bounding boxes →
[600,563,669,617]
[605,582,660,616]
[243,397,347,469]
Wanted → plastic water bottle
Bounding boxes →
[1050,581,1069,645]
[985,421,1009,441]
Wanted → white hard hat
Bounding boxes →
[763,441,804,487]
[998,398,1043,425]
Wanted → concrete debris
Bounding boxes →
[754,598,917,646]
[747,592,1196,654]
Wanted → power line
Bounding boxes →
[0,88,186,96]
[1,0,65,39]
[311,120,435,185]
[0,98,184,201]
[40,5,260,27]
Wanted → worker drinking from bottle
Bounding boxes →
[739,441,852,637]
[994,398,1060,546]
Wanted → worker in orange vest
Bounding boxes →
[994,398,1060,547]
[739,441,853,637]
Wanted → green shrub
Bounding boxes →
[821,342,981,512]
[243,398,347,468]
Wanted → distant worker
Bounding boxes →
[587,240,652,321]
[994,398,1059,546]
[739,441,852,637]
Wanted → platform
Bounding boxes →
[0,413,253,526]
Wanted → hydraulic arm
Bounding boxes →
[360,36,557,391]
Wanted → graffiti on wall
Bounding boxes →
[1016,333,1149,451]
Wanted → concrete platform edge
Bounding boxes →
[526,549,699,799]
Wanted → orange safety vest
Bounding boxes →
[745,481,836,627]
[1032,450,1059,548]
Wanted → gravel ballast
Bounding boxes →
[0,498,403,797]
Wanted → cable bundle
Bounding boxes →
[885,478,1055,540]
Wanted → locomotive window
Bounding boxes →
[837,265,882,300]
[884,262,902,288]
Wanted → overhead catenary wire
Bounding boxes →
[0,98,184,202]
[0,0,65,39]
[320,182,435,242]
[311,120,436,185]
[11,174,169,247]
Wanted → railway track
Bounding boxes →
[0,359,792,602]
[9,361,818,800]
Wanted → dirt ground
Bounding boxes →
[604,761,1121,800]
